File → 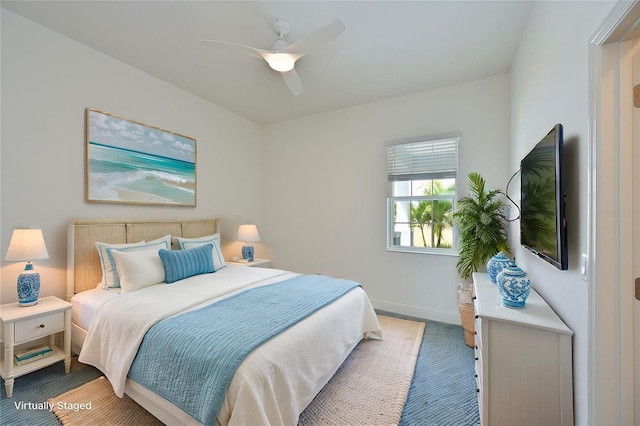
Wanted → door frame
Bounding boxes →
[634,37,640,426]
[589,1,639,424]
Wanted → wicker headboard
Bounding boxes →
[66,218,220,298]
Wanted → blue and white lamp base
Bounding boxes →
[17,263,40,306]
[241,244,255,262]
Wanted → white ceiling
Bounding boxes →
[2,1,532,125]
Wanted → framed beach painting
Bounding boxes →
[85,109,196,206]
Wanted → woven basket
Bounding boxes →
[458,284,476,348]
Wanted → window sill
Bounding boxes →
[386,246,459,257]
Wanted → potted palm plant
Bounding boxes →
[452,172,510,347]
[453,172,510,279]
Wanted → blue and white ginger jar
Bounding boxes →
[487,251,511,283]
[496,261,531,309]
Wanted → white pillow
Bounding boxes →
[148,235,173,245]
[111,247,166,293]
[96,240,147,288]
[176,233,226,270]
[95,235,172,288]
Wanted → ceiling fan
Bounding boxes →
[200,18,345,95]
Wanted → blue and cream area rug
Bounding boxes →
[1,357,102,425]
[1,315,479,425]
[399,315,480,425]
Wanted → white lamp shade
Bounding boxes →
[237,224,261,243]
[5,229,49,261]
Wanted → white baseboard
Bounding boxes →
[371,299,461,325]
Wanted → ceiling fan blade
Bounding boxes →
[281,69,304,95]
[285,18,345,54]
[200,39,271,59]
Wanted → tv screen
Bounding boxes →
[520,124,568,270]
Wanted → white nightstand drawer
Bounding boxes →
[14,311,64,343]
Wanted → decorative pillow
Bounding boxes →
[96,240,146,288]
[176,234,226,270]
[96,235,172,288]
[158,243,215,284]
[111,247,166,293]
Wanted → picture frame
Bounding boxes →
[85,108,197,207]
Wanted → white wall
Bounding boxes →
[509,1,616,424]
[0,10,264,303]
[262,74,511,323]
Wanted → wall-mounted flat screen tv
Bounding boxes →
[520,123,568,270]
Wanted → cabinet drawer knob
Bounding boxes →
[39,324,45,328]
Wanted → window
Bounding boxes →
[387,136,458,254]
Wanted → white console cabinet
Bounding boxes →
[473,272,573,425]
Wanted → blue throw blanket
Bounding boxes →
[127,274,361,425]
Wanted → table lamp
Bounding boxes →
[237,224,260,262]
[5,228,50,306]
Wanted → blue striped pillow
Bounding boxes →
[158,243,215,284]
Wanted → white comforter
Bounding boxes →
[78,266,381,425]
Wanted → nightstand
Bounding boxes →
[227,258,271,268]
[0,296,72,398]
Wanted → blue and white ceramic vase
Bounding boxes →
[496,261,531,309]
[17,262,41,306]
[487,251,511,283]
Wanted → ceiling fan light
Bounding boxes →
[267,54,295,72]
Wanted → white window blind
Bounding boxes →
[387,138,458,182]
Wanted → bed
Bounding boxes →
[66,218,381,426]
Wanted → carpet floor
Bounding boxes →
[0,315,479,426]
